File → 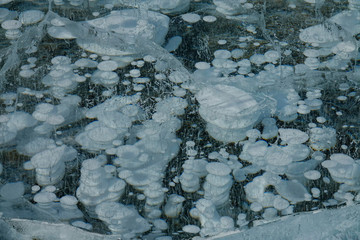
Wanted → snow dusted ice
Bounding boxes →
[0,0,359,239]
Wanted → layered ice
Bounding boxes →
[95,201,150,238]
[30,145,77,186]
[196,84,260,142]
[76,155,126,215]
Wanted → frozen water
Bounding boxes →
[212,204,360,240]
[0,182,24,200]
[0,0,359,239]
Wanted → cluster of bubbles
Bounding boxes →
[0,0,359,239]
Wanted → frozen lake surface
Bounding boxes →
[0,0,359,239]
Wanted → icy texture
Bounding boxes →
[213,0,245,15]
[76,95,139,152]
[204,162,233,206]
[212,205,360,240]
[309,127,336,150]
[164,194,185,218]
[322,154,360,186]
[31,145,77,186]
[180,159,207,193]
[78,10,169,55]
[42,57,85,98]
[2,218,122,240]
[76,155,125,213]
[0,182,25,200]
[95,201,150,238]
[190,199,234,237]
[116,0,190,15]
[0,1,359,239]
[196,84,260,142]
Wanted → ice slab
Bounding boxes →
[0,218,29,240]
[3,218,121,240]
[210,204,360,240]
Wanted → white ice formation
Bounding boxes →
[30,145,77,186]
[76,95,140,152]
[95,201,151,238]
[204,162,233,207]
[91,60,119,87]
[144,182,167,218]
[196,84,261,142]
[0,111,37,146]
[76,155,126,215]
[245,172,309,213]
[190,199,234,237]
[42,56,86,99]
[33,191,58,215]
[116,0,190,15]
[1,19,21,39]
[179,158,207,193]
[322,153,360,196]
[115,97,187,218]
[59,195,83,221]
[239,128,313,177]
[213,0,246,15]
[261,118,278,140]
[32,95,83,135]
[33,189,84,221]
[164,194,185,218]
[299,9,360,70]
[0,1,359,239]
[49,9,169,60]
[19,10,44,25]
[309,127,336,150]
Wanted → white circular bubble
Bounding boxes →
[97,60,118,71]
[130,69,141,78]
[206,162,231,176]
[250,54,266,65]
[181,13,201,23]
[19,69,35,78]
[315,117,325,124]
[133,84,145,92]
[1,19,21,30]
[214,49,231,59]
[195,61,210,70]
[31,185,40,193]
[311,188,320,198]
[297,104,310,114]
[182,225,200,234]
[203,15,217,22]
[19,10,44,25]
[173,87,186,97]
[264,50,280,62]
[23,161,34,170]
[231,49,244,59]
[250,202,263,212]
[143,55,156,63]
[337,96,347,101]
[304,170,321,180]
[338,83,350,91]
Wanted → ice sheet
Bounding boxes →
[211,205,360,240]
